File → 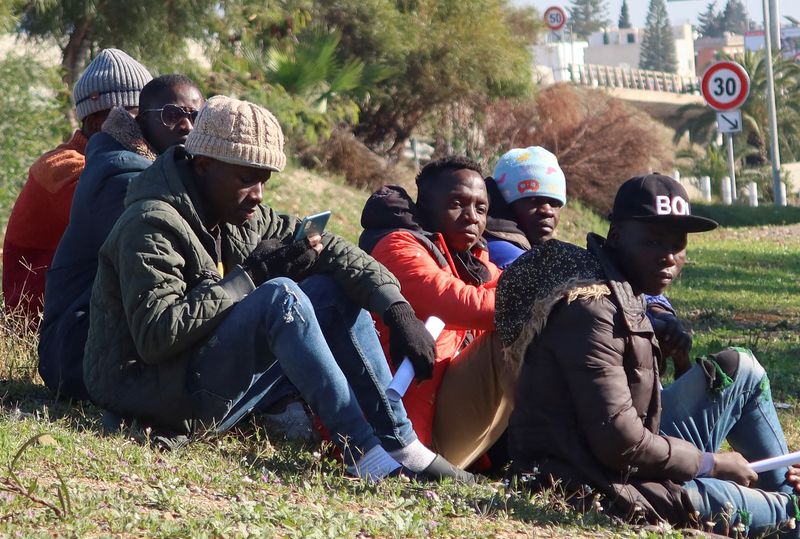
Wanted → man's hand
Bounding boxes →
[710,452,758,486]
[244,235,322,286]
[382,303,436,381]
[785,465,800,493]
[649,309,692,377]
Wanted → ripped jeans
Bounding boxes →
[661,348,799,537]
[186,274,417,464]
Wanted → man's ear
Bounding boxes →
[82,111,106,137]
[192,155,212,176]
[606,223,621,248]
[135,113,148,135]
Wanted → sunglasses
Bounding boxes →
[142,104,199,128]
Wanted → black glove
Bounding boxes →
[382,302,436,381]
[244,238,319,286]
[649,309,692,378]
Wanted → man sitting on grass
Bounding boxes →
[3,49,152,321]
[360,157,513,469]
[487,147,693,377]
[498,174,800,536]
[83,95,472,483]
[39,74,203,401]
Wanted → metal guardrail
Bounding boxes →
[568,64,700,94]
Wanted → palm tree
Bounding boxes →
[674,49,800,165]
[676,141,755,198]
[242,28,392,114]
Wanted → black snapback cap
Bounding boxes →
[609,174,718,233]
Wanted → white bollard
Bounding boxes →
[748,182,758,207]
[780,183,788,207]
[721,176,732,205]
[701,176,712,201]
[672,169,681,183]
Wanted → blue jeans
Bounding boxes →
[187,274,417,463]
[661,348,799,537]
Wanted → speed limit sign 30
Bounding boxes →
[701,61,750,111]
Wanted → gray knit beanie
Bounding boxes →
[72,48,152,121]
[185,95,286,172]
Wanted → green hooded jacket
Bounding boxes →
[84,147,404,433]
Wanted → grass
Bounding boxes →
[668,225,800,452]
[0,396,628,537]
[1,168,799,537]
[691,203,800,228]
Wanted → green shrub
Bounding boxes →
[0,53,70,223]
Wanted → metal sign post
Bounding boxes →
[717,110,743,201]
[727,135,738,200]
[762,0,785,205]
[701,61,751,202]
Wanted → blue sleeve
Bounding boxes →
[487,239,526,269]
[645,294,674,324]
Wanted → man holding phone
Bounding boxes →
[83,96,471,483]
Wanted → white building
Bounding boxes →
[745,26,800,60]
[530,39,588,83]
[531,23,697,83]
[584,24,696,78]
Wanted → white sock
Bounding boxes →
[389,439,437,473]
[346,445,401,482]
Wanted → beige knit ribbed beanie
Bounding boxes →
[184,95,286,172]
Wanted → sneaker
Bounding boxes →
[259,401,320,443]
[420,455,476,484]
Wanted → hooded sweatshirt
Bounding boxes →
[38,108,156,400]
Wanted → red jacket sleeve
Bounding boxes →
[371,230,497,330]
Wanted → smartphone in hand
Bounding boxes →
[293,211,331,242]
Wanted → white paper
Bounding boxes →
[386,317,446,402]
[750,450,800,473]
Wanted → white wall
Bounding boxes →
[530,41,588,82]
[583,24,695,77]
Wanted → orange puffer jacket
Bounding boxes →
[3,130,88,319]
[370,228,500,446]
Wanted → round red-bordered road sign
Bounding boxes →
[701,61,750,111]
[543,6,567,31]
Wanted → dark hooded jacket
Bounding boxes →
[84,147,404,434]
[499,234,702,526]
[39,108,157,400]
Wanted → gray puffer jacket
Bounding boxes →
[84,146,404,434]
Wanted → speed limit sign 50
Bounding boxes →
[701,61,750,111]
[543,6,567,31]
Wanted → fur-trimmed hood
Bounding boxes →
[495,239,607,370]
[496,234,657,373]
[101,106,158,161]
